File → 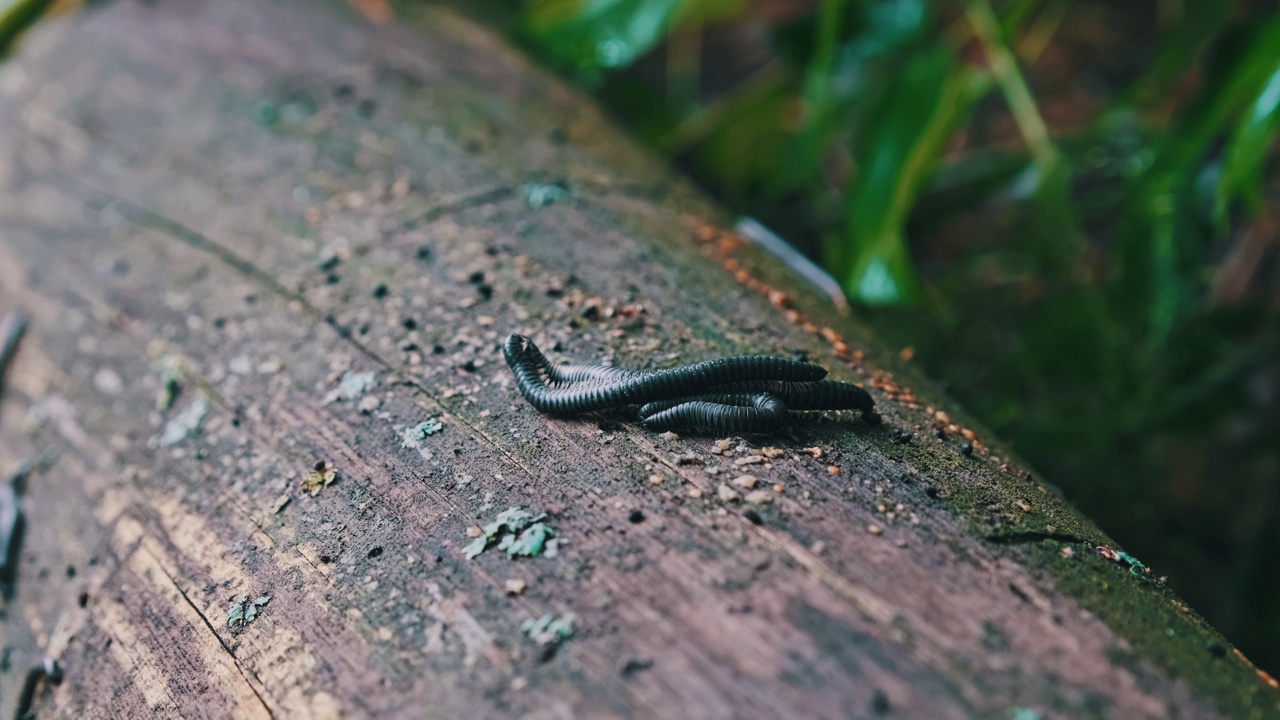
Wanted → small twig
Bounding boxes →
[735,217,850,314]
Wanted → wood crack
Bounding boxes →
[140,544,277,720]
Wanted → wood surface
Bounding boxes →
[0,0,1276,718]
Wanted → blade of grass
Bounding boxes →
[654,61,787,155]
[1215,62,1280,226]
[1015,0,1068,66]
[965,0,1058,171]
[0,0,53,55]
[1122,15,1280,346]
[665,22,702,112]
[1136,0,1231,112]
[839,48,982,305]
[765,0,844,197]
[523,0,746,79]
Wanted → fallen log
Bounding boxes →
[0,0,1275,718]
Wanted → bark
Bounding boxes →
[0,1,1275,718]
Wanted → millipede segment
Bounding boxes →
[503,334,875,433]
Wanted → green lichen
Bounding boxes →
[523,612,576,646]
[325,370,377,404]
[499,521,556,557]
[158,395,209,448]
[519,181,570,209]
[227,593,272,628]
[465,507,558,559]
[401,417,444,449]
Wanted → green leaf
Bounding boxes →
[966,0,1057,170]
[1120,15,1280,345]
[524,0,746,77]
[684,82,794,198]
[763,0,843,197]
[1136,16,1280,197]
[0,0,53,56]
[1216,55,1280,224]
[764,0,932,199]
[1133,1,1231,105]
[839,47,981,305]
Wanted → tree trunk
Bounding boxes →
[0,1,1274,718]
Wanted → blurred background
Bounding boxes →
[5,0,1279,676]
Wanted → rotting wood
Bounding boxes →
[0,1,1276,719]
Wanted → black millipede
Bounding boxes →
[503,334,875,433]
[640,393,789,434]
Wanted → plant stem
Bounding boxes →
[965,0,1058,170]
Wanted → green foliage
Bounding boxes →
[837,45,980,304]
[0,0,54,56]
[525,0,747,82]
[516,0,1280,673]
[1214,23,1280,226]
[401,417,444,449]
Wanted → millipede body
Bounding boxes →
[503,334,875,433]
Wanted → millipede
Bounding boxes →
[503,334,876,433]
